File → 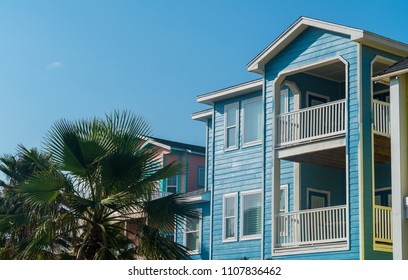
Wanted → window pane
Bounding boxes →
[226,107,237,127]
[186,217,199,232]
[225,217,235,239]
[167,186,176,193]
[227,127,236,147]
[186,232,199,251]
[243,193,261,236]
[225,197,235,217]
[280,89,288,114]
[244,100,262,143]
[279,189,286,212]
[167,176,177,186]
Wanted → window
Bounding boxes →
[307,188,330,209]
[306,92,330,107]
[224,102,239,149]
[280,88,289,114]
[241,190,262,239]
[243,97,262,145]
[223,193,238,242]
[197,166,205,188]
[280,185,288,213]
[185,211,201,254]
[166,176,177,193]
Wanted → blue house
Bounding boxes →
[185,17,408,260]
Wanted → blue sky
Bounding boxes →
[1,0,408,155]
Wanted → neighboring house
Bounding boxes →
[189,17,408,260]
[126,137,206,246]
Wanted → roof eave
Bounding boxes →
[192,109,213,122]
[196,79,263,105]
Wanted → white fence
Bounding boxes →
[277,99,346,146]
[373,100,390,137]
[277,205,347,247]
[374,205,392,244]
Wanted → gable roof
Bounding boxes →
[373,57,408,82]
[147,137,205,155]
[247,16,408,74]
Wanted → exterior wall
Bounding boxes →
[286,72,345,108]
[361,45,401,260]
[210,91,263,260]
[187,154,205,192]
[300,164,346,209]
[264,27,360,259]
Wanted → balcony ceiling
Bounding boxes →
[304,61,345,83]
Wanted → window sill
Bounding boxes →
[242,141,262,148]
[187,250,201,255]
[240,234,262,241]
[224,146,238,152]
[222,238,237,243]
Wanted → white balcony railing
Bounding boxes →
[277,205,347,248]
[149,190,173,200]
[374,205,392,245]
[373,100,390,137]
[277,99,346,146]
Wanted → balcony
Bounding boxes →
[277,99,346,147]
[373,99,390,137]
[276,205,347,252]
[374,205,392,252]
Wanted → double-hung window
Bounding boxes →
[185,210,201,254]
[223,193,238,242]
[242,97,262,146]
[224,102,239,150]
[241,190,262,239]
[166,176,177,193]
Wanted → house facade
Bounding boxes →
[189,17,408,260]
[126,137,207,246]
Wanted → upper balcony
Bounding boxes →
[277,99,346,147]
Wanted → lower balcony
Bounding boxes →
[374,205,393,252]
[275,205,348,255]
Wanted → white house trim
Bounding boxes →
[192,109,213,122]
[197,79,263,105]
[247,17,408,74]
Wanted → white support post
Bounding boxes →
[390,74,408,260]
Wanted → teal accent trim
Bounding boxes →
[178,152,182,193]
[161,154,166,192]
[185,152,189,193]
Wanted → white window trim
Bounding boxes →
[280,184,288,213]
[240,189,262,241]
[306,188,331,209]
[222,193,238,243]
[242,96,262,147]
[184,209,202,255]
[306,91,330,107]
[224,102,239,150]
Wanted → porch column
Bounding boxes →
[390,74,408,260]
[272,81,282,252]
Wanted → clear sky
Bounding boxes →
[1,0,408,156]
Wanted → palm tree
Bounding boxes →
[0,146,57,259]
[2,111,196,260]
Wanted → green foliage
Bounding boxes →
[0,111,195,260]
